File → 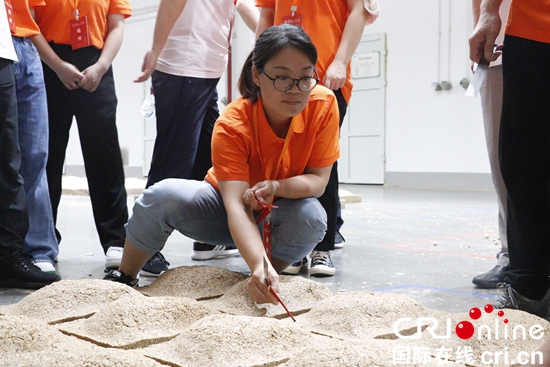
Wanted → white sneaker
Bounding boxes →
[34,260,56,274]
[105,247,124,269]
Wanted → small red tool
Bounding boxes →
[264,257,296,322]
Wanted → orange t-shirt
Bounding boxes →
[205,86,340,190]
[505,0,550,44]
[256,0,353,103]
[12,0,43,38]
[34,0,131,50]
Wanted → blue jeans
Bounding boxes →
[127,179,328,264]
[13,37,58,264]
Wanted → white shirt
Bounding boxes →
[156,0,233,78]
[0,4,17,61]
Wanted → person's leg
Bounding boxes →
[109,179,234,282]
[73,66,128,254]
[42,56,75,246]
[13,38,58,270]
[147,73,220,187]
[308,88,347,277]
[143,74,222,274]
[0,58,59,289]
[269,197,327,266]
[496,36,550,317]
[189,88,219,181]
[472,64,508,288]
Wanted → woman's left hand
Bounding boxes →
[244,180,278,211]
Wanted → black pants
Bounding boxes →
[42,43,128,253]
[500,35,550,300]
[0,59,28,255]
[146,71,219,187]
[314,88,347,251]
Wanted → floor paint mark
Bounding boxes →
[372,283,498,299]
[382,232,497,259]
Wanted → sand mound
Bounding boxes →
[0,314,77,354]
[2,349,164,367]
[296,291,441,340]
[3,267,549,367]
[58,296,215,349]
[143,314,334,367]
[202,275,333,318]
[138,265,248,300]
[278,339,467,367]
[0,279,144,324]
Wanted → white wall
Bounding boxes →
[64,0,492,188]
[369,0,488,176]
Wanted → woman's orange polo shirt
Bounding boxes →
[505,0,550,44]
[34,0,131,50]
[206,86,340,190]
[13,0,43,38]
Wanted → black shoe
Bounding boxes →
[310,251,336,277]
[191,242,239,261]
[0,250,61,289]
[493,284,550,321]
[472,265,507,289]
[281,257,309,275]
[103,269,138,287]
[140,252,170,277]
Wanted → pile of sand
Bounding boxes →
[1,265,548,367]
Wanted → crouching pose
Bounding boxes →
[104,24,339,305]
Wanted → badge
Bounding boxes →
[4,0,16,34]
[70,16,90,50]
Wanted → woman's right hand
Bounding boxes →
[55,61,84,90]
[247,261,280,305]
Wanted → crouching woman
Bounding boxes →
[105,24,339,304]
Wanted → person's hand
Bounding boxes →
[134,49,159,83]
[79,64,106,92]
[323,60,347,90]
[247,260,279,305]
[243,180,278,211]
[469,10,501,64]
[55,61,84,90]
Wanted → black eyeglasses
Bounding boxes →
[257,67,319,92]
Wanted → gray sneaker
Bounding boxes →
[493,284,550,321]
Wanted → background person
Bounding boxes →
[470,0,550,319]
[133,0,259,277]
[11,0,58,274]
[0,3,60,288]
[32,0,131,270]
[470,0,511,289]
[255,0,371,277]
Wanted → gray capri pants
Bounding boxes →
[126,179,328,264]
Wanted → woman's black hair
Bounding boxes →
[238,24,318,103]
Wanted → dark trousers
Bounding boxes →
[146,71,220,187]
[500,35,550,300]
[314,88,347,251]
[42,43,128,253]
[0,59,28,254]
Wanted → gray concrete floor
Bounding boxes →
[0,184,502,314]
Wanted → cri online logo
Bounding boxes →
[456,304,504,339]
[393,304,545,341]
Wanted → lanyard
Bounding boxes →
[252,102,294,184]
[290,0,298,17]
[69,0,80,19]
[252,102,295,259]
